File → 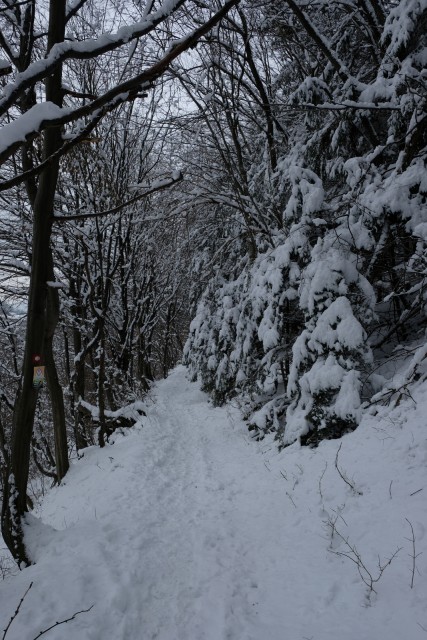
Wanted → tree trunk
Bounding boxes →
[97,326,107,448]
[44,253,69,481]
[1,0,66,566]
[72,317,91,450]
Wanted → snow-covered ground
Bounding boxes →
[1,365,426,639]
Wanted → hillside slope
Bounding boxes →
[1,366,426,640]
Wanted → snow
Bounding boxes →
[382,0,427,56]
[1,366,427,639]
[0,103,68,156]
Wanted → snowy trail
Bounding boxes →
[1,366,427,640]
[101,368,294,640]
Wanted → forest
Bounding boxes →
[0,0,426,582]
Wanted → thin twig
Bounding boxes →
[335,444,363,496]
[405,518,422,589]
[318,461,328,501]
[285,491,297,508]
[2,582,33,640]
[33,605,94,639]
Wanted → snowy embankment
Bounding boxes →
[1,365,426,640]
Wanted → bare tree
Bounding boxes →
[0,0,239,566]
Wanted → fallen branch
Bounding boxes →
[326,515,401,598]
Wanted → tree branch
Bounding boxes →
[54,172,183,222]
[0,0,239,118]
[0,0,240,167]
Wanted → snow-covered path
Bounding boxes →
[130,368,317,640]
[1,366,427,639]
